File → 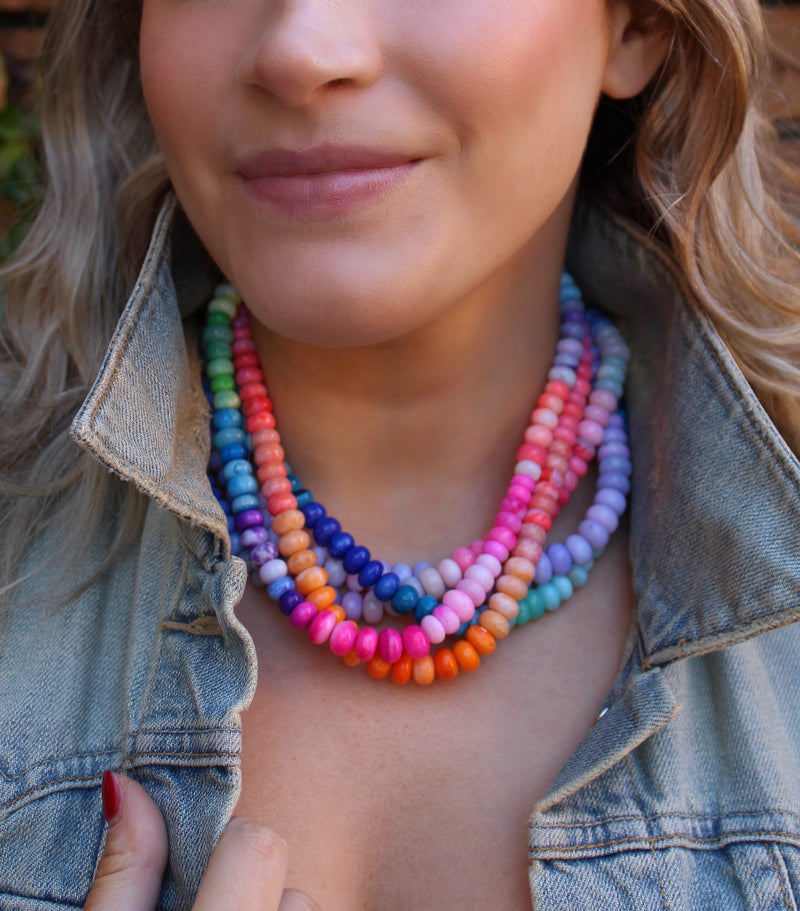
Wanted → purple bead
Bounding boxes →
[250,542,278,567]
[566,533,594,566]
[234,509,264,532]
[547,542,572,576]
[536,553,553,584]
[586,503,619,533]
[280,590,304,615]
[240,526,268,549]
[603,427,628,444]
[598,441,630,460]
[600,455,632,477]
[597,472,631,495]
[595,487,627,516]
[578,519,610,551]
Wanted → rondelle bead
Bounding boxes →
[437,558,462,588]
[259,558,288,586]
[329,620,358,656]
[401,625,430,660]
[466,624,496,655]
[419,567,446,599]
[301,501,326,527]
[547,542,572,576]
[420,613,447,644]
[323,558,347,588]
[279,590,304,615]
[455,578,486,608]
[434,649,459,681]
[272,509,306,535]
[354,626,378,661]
[391,655,413,685]
[295,565,328,595]
[442,589,475,623]
[374,572,400,602]
[267,576,294,601]
[378,628,403,664]
[366,654,392,679]
[412,656,436,686]
[327,531,355,559]
[358,560,384,589]
[313,516,341,546]
[453,640,480,672]
[305,586,337,609]
[464,563,495,593]
[362,592,384,625]
[414,595,439,622]
[451,547,476,573]
[488,592,520,621]
[577,518,610,551]
[341,590,363,621]
[278,529,311,557]
[308,610,337,645]
[432,604,461,635]
[479,610,511,639]
[495,573,528,601]
[289,601,317,629]
[505,556,536,585]
[342,545,370,574]
[287,548,318,575]
[391,584,420,615]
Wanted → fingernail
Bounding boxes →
[102,770,123,823]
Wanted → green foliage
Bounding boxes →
[0,102,43,259]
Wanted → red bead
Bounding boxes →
[245,411,276,433]
[242,397,271,417]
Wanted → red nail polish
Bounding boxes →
[102,770,122,823]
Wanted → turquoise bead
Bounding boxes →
[222,459,252,481]
[567,564,589,588]
[214,428,246,449]
[516,600,531,625]
[210,374,235,393]
[553,575,574,601]
[524,589,547,620]
[203,324,234,344]
[208,296,238,319]
[213,390,241,411]
[391,584,419,615]
[539,582,562,612]
[231,493,260,514]
[206,357,235,378]
[227,473,258,498]
[212,408,243,430]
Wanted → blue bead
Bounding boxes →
[391,585,419,614]
[374,572,400,602]
[343,545,370,574]
[227,473,258,498]
[536,553,553,584]
[413,595,438,622]
[220,443,248,463]
[456,620,471,636]
[328,531,355,559]
[301,501,326,527]
[212,408,243,430]
[294,489,314,508]
[358,560,383,588]
[230,532,241,555]
[268,576,295,601]
[231,494,260,514]
[547,542,572,576]
[222,459,252,482]
[214,427,246,450]
[314,516,341,546]
[226,515,236,532]
[279,589,304,615]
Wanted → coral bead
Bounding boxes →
[267,492,297,515]
[278,529,311,557]
[434,648,459,681]
[412,655,436,686]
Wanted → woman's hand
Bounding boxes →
[84,773,318,911]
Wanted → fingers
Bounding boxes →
[83,772,169,911]
[192,817,292,911]
[277,888,322,911]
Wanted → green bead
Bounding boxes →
[206,357,235,378]
[213,390,241,411]
[208,296,238,319]
[203,324,234,344]
[215,283,239,302]
[210,374,235,392]
[205,340,232,360]
[206,311,230,326]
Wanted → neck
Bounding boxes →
[249,248,567,566]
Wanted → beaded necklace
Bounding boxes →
[203,274,631,685]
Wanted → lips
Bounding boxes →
[236,145,422,218]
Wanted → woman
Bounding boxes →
[1,0,799,908]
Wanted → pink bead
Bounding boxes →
[378,627,403,664]
[464,562,495,592]
[421,614,446,644]
[577,419,605,447]
[469,539,484,556]
[483,539,509,562]
[402,625,431,659]
[524,424,553,448]
[438,558,462,588]
[442,589,475,622]
[495,511,522,533]
[511,473,536,491]
[500,496,524,514]
[531,407,559,429]
[487,526,516,550]
[289,601,317,629]
[329,620,358,656]
[590,388,618,411]
[475,553,502,576]
[354,627,378,661]
[508,484,533,506]
[568,455,588,477]
[432,604,461,635]
[308,610,337,644]
[456,578,486,607]
[452,547,476,572]
[584,404,611,427]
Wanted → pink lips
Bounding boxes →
[237,146,421,218]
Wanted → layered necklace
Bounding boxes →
[203,274,631,685]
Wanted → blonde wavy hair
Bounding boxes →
[1,0,799,595]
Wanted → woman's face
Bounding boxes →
[140,0,633,347]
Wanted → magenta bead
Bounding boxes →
[469,539,484,556]
[289,601,317,630]
[308,610,337,644]
[508,484,533,505]
[378,627,403,664]
[329,620,357,656]
[511,473,536,491]
[487,526,516,550]
[402,625,430,659]
[452,547,475,572]
[495,511,522,533]
[442,589,475,622]
[433,604,461,635]
[354,627,378,661]
[483,539,509,562]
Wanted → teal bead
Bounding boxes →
[205,340,232,360]
[295,489,314,508]
[231,493,260,514]
[222,459,252,481]
[524,589,547,620]
[553,575,574,601]
[516,600,531,625]
[206,311,230,326]
[539,582,562,612]
[213,390,241,411]
[203,324,234,344]
[214,428,246,449]
[206,357,235,378]
[210,374,235,393]
[391,584,419,615]
[567,564,589,588]
[208,296,238,319]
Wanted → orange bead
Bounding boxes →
[512,538,542,563]
[271,509,306,535]
[479,609,511,639]
[367,654,392,679]
[295,566,328,594]
[287,548,318,575]
[305,586,337,610]
[412,655,436,686]
[278,529,311,557]
[453,640,480,672]
[504,557,536,585]
[328,604,346,623]
[343,649,361,667]
[391,654,413,685]
[495,573,528,601]
[433,648,459,681]
[466,625,497,655]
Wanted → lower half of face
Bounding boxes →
[140,0,614,348]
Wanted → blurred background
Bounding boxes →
[0,0,798,254]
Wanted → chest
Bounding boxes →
[233,541,634,911]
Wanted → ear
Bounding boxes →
[602,2,672,99]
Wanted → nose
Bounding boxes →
[238,0,384,107]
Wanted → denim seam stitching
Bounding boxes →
[530,831,800,853]
[768,844,793,911]
[535,809,800,830]
[737,843,767,911]
[625,756,669,910]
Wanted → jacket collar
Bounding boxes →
[72,194,800,664]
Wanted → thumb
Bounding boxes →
[83,772,169,911]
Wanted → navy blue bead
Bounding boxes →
[328,531,355,559]
[391,584,419,615]
[301,501,326,528]
[314,516,341,545]
[220,443,248,463]
[413,595,438,623]
[374,572,400,602]
[279,589,304,615]
[342,545,370,574]
[358,560,383,589]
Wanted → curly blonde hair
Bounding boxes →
[1,0,798,595]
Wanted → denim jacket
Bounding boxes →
[2,194,800,910]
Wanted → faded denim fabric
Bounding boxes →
[1,195,799,909]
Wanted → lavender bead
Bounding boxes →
[578,519,610,552]
[586,503,619,533]
[597,472,631,495]
[250,541,278,568]
[241,525,268,549]
[566,533,594,566]
[595,487,627,516]
[547,543,572,576]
